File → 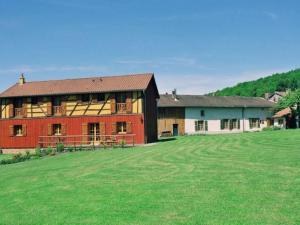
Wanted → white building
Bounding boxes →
[158,93,275,135]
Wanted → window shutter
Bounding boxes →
[238,120,240,129]
[194,121,197,131]
[127,122,132,134]
[48,124,53,136]
[22,124,27,136]
[205,121,208,131]
[61,102,67,116]
[61,124,66,135]
[47,102,52,116]
[9,103,14,118]
[111,122,116,135]
[99,122,106,135]
[82,123,88,143]
[221,120,224,130]
[126,92,132,113]
[110,94,116,114]
[229,120,233,130]
[9,125,14,137]
[22,102,27,118]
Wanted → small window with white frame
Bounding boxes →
[53,124,62,135]
[14,125,23,136]
[117,122,127,134]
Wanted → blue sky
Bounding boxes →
[0,0,299,94]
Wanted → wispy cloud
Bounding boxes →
[263,11,278,20]
[0,65,107,74]
[116,56,202,67]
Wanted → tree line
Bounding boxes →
[210,69,300,97]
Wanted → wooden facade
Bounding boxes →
[157,107,185,136]
[0,74,159,149]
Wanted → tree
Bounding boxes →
[276,89,300,128]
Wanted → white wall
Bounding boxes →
[185,107,273,134]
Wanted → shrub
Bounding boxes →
[56,143,65,153]
[50,148,57,156]
[35,147,42,157]
[119,139,126,148]
[262,126,282,132]
[25,151,31,160]
[46,147,53,155]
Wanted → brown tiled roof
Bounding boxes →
[158,94,275,108]
[273,107,292,118]
[0,73,158,98]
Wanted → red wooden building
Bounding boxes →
[0,73,159,150]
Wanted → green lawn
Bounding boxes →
[0,154,12,160]
[0,130,300,225]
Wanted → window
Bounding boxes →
[53,124,62,135]
[117,122,127,133]
[221,119,240,130]
[249,118,260,129]
[116,93,127,103]
[230,119,240,130]
[97,93,105,102]
[13,99,23,117]
[221,119,229,130]
[200,110,205,117]
[53,97,61,106]
[14,125,23,136]
[195,120,208,131]
[278,119,284,125]
[81,94,90,102]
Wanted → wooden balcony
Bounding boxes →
[116,103,126,114]
[14,108,23,117]
[53,106,62,115]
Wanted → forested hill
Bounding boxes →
[211,69,300,97]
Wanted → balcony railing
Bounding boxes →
[38,134,136,148]
[53,106,62,115]
[116,103,127,113]
[14,108,23,117]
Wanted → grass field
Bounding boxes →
[0,130,300,225]
[0,154,12,160]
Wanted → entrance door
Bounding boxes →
[89,123,100,143]
[173,124,179,136]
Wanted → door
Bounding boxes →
[89,123,100,143]
[173,124,178,136]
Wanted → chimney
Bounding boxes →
[264,92,271,100]
[172,89,178,101]
[19,73,25,85]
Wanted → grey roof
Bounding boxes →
[158,94,275,108]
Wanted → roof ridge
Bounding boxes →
[22,73,154,84]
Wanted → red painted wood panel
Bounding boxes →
[0,114,145,149]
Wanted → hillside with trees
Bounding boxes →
[211,69,300,97]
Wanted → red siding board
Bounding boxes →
[0,115,145,149]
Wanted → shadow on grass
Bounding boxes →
[158,137,177,142]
